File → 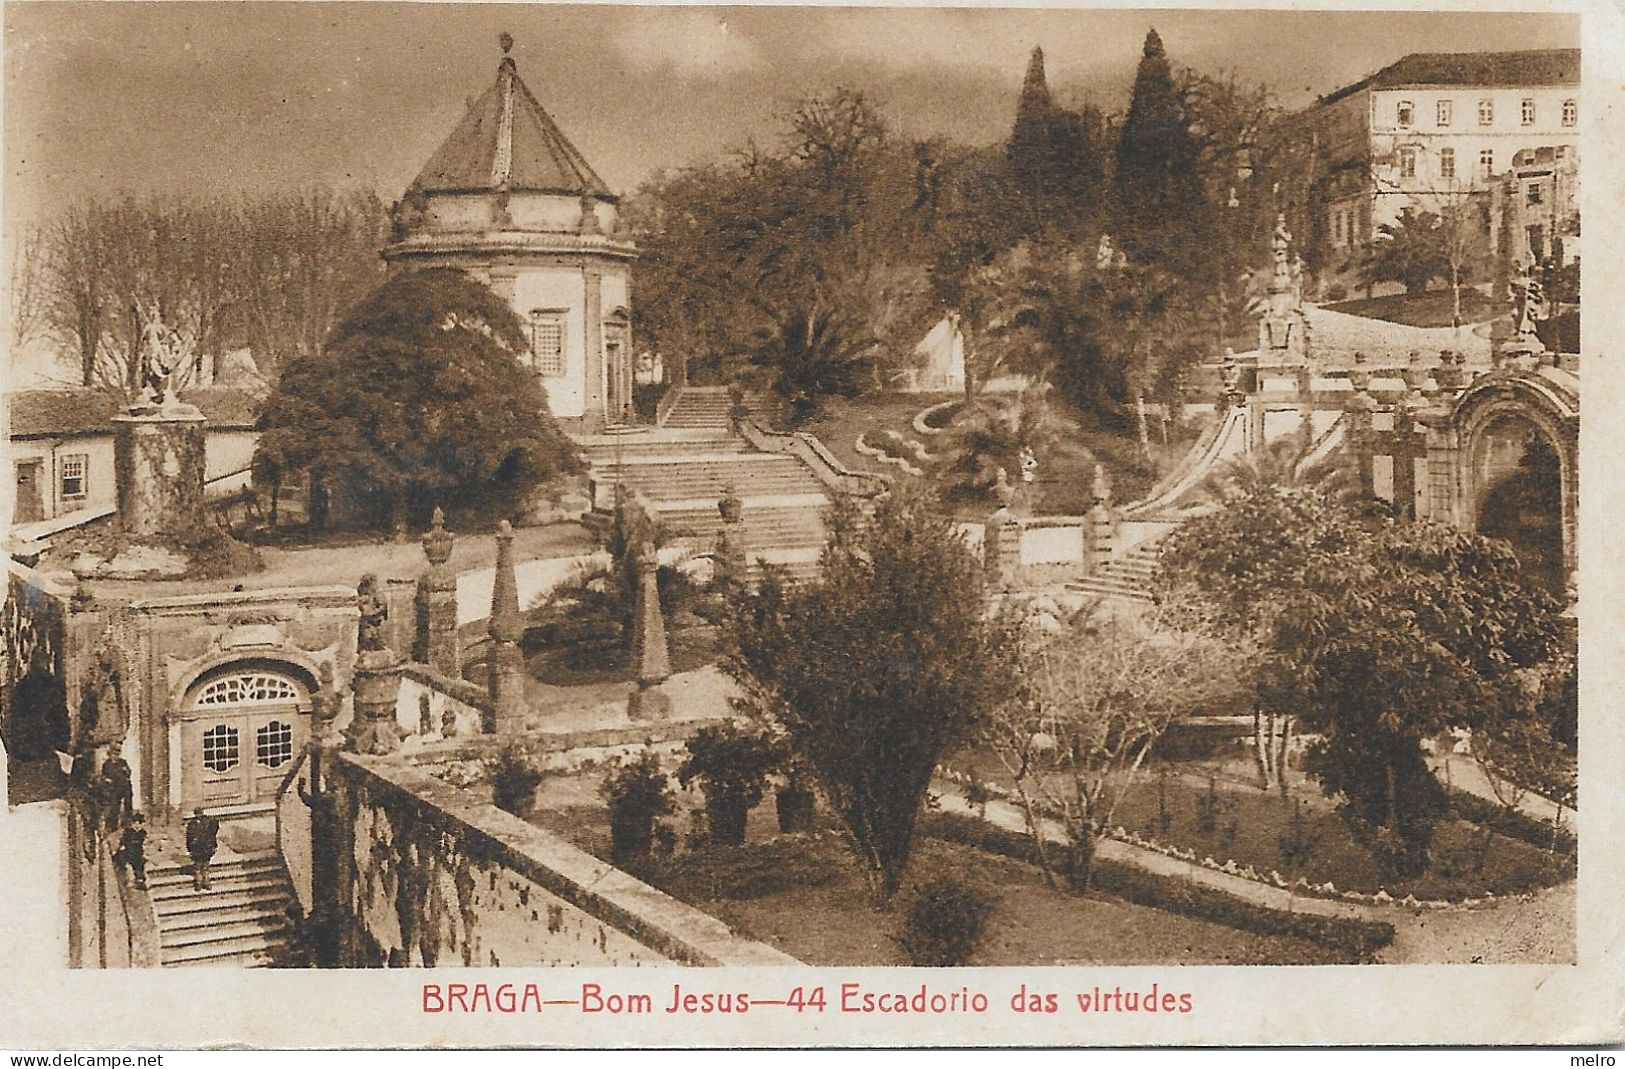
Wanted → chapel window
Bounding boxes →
[528,311,566,377]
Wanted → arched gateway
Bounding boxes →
[175,660,315,811]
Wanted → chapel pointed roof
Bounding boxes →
[409,38,615,201]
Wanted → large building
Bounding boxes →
[1301,49,1579,257]
[382,38,637,432]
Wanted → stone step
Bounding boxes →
[1067,577,1154,603]
[152,886,293,919]
[161,931,292,968]
[157,900,293,937]
[148,872,287,902]
[580,439,744,462]
[160,911,290,947]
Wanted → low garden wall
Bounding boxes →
[331,752,798,967]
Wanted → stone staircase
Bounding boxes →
[1066,539,1162,604]
[660,387,734,430]
[578,432,830,583]
[148,849,298,967]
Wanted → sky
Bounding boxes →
[3,3,1581,235]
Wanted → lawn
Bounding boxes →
[1323,289,1510,328]
[945,748,1573,902]
[790,391,1202,517]
[514,770,1346,966]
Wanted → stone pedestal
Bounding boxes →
[113,403,207,541]
[983,516,1019,592]
[416,509,460,677]
[627,548,672,720]
[344,649,404,755]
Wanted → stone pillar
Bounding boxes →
[112,401,206,541]
[301,667,344,968]
[627,541,673,720]
[485,520,527,734]
[416,507,459,677]
[714,485,748,591]
[344,574,403,755]
[1086,464,1114,575]
[582,268,605,431]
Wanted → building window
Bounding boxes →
[527,311,566,377]
[1478,98,1494,126]
[194,673,301,706]
[1480,149,1496,179]
[1521,98,1536,126]
[1437,99,1453,126]
[202,724,240,774]
[1439,148,1456,180]
[1562,99,1577,127]
[59,453,88,500]
[1396,100,1414,127]
[1527,182,1544,207]
[1398,147,1418,179]
[255,720,294,769]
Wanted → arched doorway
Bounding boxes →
[1471,412,1566,596]
[177,662,312,812]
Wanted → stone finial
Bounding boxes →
[500,31,514,54]
[1091,463,1113,506]
[579,193,601,235]
[422,506,454,566]
[627,535,673,720]
[357,573,388,653]
[490,520,522,644]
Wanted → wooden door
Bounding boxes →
[15,460,43,523]
[180,669,310,812]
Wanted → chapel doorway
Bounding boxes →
[178,666,310,812]
[1472,414,1566,597]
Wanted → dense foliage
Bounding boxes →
[675,722,784,846]
[723,484,1025,898]
[1157,483,1571,878]
[254,268,578,533]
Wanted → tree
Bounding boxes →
[1005,47,1108,240]
[722,484,1024,899]
[1358,208,1451,297]
[935,381,1085,502]
[749,301,878,426]
[1113,30,1214,276]
[254,267,578,534]
[1158,481,1569,879]
[985,600,1247,889]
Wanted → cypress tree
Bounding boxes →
[1006,45,1105,238]
[1114,29,1213,271]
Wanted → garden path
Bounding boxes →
[1427,751,1574,825]
[933,783,1575,965]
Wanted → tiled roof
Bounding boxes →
[409,53,613,200]
[7,387,261,439]
[1320,49,1580,106]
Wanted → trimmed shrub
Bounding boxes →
[601,752,676,862]
[489,743,546,818]
[676,723,782,846]
[896,876,997,966]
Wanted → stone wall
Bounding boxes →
[331,753,798,967]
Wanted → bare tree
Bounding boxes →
[985,601,1249,889]
[7,226,48,355]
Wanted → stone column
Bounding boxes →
[344,574,404,755]
[112,400,206,542]
[485,520,527,734]
[582,268,605,431]
[1086,464,1115,576]
[416,507,459,677]
[627,541,673,720]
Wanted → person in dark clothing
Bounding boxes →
[112,812,148,889]
[185,807,220,891]
[100,756,133,832]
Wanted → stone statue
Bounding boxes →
[1509,263,1545,337]
[356,574,388,653]
[1019,445,1038,485]
[993,467,1015,511]
[1220,349,1241,395]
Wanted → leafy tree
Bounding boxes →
[749,302,878,426]
[935,382,1085,502]
[985,600,1247,890]
[722,484,1024,899]
[1113,30,1214,276]
[1158,482,1568,879]
[1005,47,1108,240]
[1358,208,1451,297]
[254,267,578,534]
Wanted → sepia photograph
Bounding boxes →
[0,0,1615,1050]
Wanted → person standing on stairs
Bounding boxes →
[186,807,220,891]
[113,812,148,890]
